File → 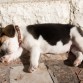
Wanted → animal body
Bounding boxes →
[0,23,83,72]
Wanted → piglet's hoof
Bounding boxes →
[0,56,12,64]
[74,59,82,67]
[28,66,37,73]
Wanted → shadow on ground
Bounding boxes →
[20,50,30,73]
[64,52,83,68]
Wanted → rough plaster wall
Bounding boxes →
[0,0,70,27]
[0,0,82,27]
[71,0,83,27]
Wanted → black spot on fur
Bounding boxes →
[27,23,74,45]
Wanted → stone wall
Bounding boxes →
[0,0,83,27]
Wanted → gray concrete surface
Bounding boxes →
[0,52,82,83]
[10,63,53,83]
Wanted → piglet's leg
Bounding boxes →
[71,46,83,66]
[29,46,41,73]
[0,47,23,63]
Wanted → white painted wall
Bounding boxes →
[0,0,82,27]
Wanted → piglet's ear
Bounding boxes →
[3,24,15,37]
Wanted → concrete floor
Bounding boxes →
[0,51,83,83]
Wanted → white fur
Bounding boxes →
[1,26,83,72]
[39,36,72,54]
